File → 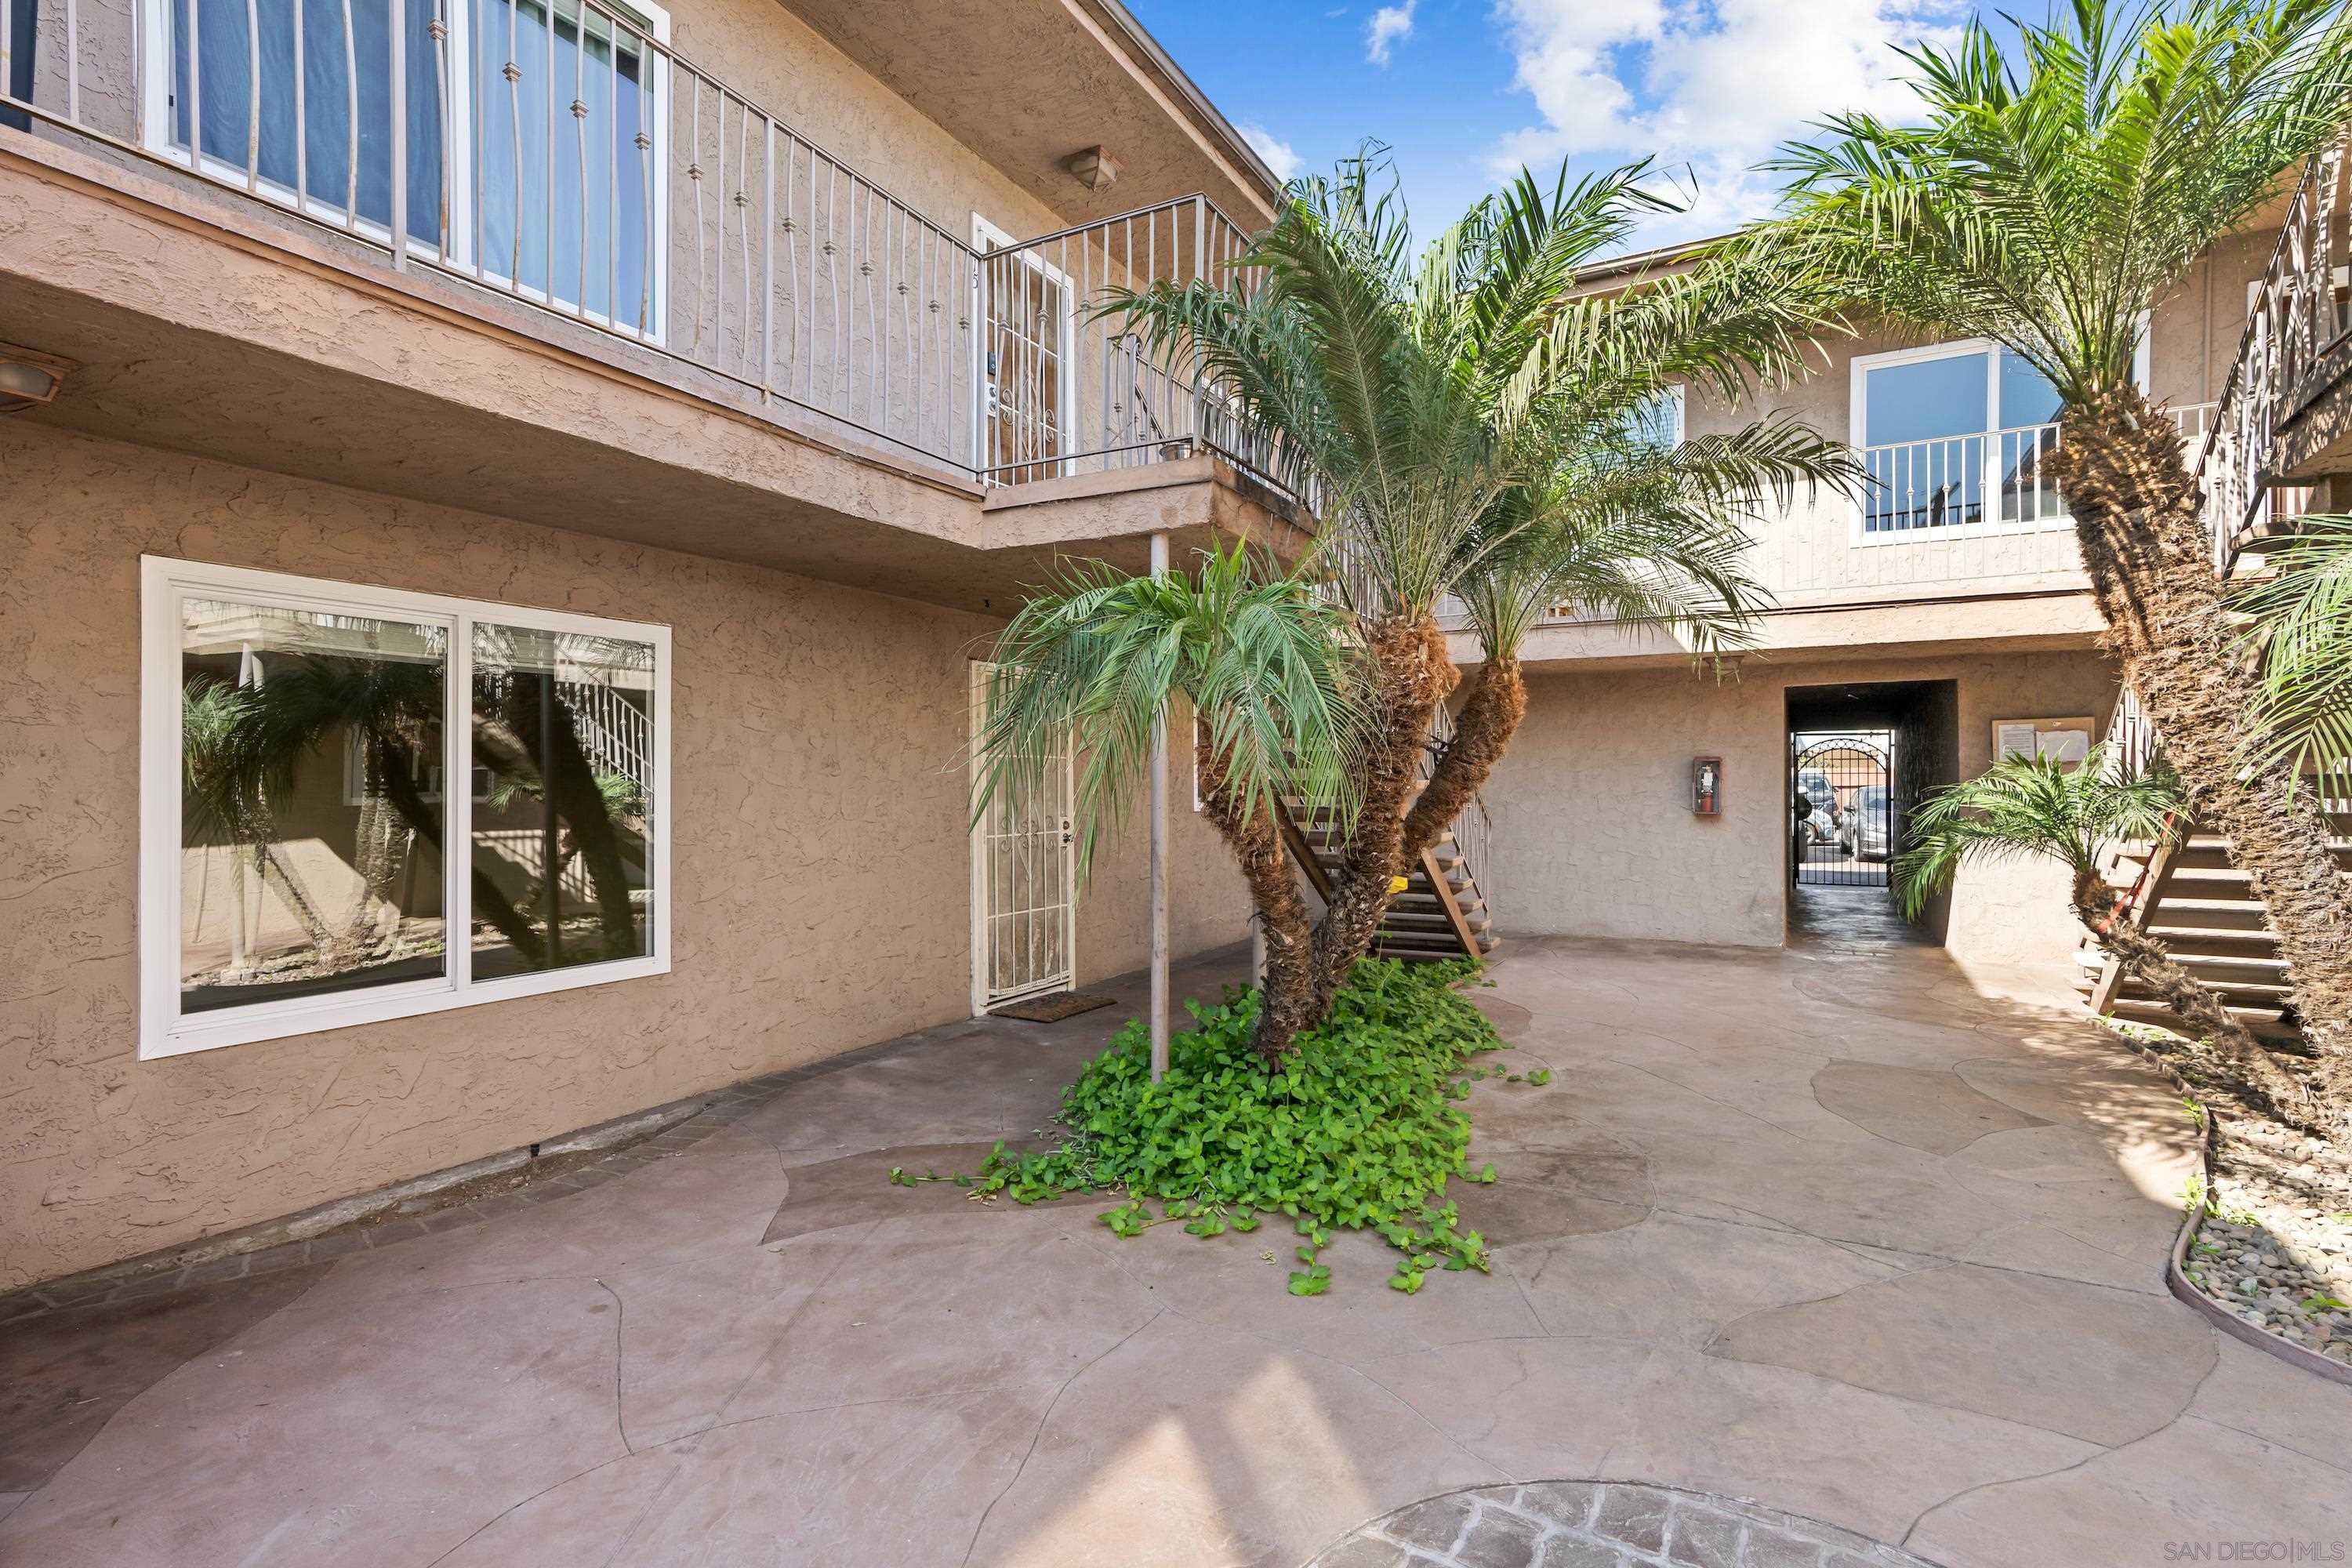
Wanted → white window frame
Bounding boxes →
[138,0,673,344]
[140,556,672,1059]
[1849,332,2149,547]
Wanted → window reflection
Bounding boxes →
[469,624,655,977]
[179,600,448,1011]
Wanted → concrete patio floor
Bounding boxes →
[6,931,2351,1566]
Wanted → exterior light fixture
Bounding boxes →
[0,343,70,414]
[1062,146,1122,193]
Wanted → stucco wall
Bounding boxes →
[1479,648,2119,964]
[0,422,1249,1288]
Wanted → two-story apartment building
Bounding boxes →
[0,0,1299,1288]
[1459,219,2291,981]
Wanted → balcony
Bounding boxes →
[0,0,1304,604]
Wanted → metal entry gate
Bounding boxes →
[1791,733,1894,887]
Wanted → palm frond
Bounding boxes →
[972,546,1368,877]
[1761,0,2352,403]
[1893,746,2187,917]
[2234,512,2352,783]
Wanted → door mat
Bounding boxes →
[989,992,1118,1023]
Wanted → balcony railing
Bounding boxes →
[974,198,1303,492]
[1860,422,2063,536]
[0,0,1284,497]
[2199,118,2350,565]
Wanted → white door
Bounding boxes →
[974,216,1074,484]
[968,661,1076,1011]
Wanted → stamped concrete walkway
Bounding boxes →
[5,933,2351,1566]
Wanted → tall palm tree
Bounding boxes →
[1766,0,2352,1098]
[1099,151,1843,1014]
[974,546,1365,1061]
[1896,749,2310,1119]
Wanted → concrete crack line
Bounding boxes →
[594,1278,633,1455]
[957,1307,1166,1568]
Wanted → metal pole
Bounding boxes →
[1148,529,1171,1083]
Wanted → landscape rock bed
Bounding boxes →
[2106,1020,2352,1370]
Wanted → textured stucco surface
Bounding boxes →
[0,422,1249,1288]
[1480,648,2118,960]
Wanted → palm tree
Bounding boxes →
[974,546,1364,1061]
[1766,0,2352,1094]
[1896,748,2310,1119]
[1094,151,1843,1018]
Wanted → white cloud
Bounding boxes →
[1367,0,1417,67]
[1489,0,1969,239]
[1240,124,1305,183]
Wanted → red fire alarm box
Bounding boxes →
[1691,757,1722,815]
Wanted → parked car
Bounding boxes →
[1795,770,1841,845]
[1841,786,1892,859]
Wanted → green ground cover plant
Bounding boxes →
[972,958,1529,1294]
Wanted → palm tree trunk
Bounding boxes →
[2051,387,2352,1119]
[1401,654,1525,864]
[1309,616,1457,1007]
[1197,735,1318,1062]
[2071,877,2310,1125]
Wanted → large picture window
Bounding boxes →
[141,557,669,1058]
[1851,339,2066,539]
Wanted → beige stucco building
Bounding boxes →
[0,0,1293,1289]
[0,0,2334,1296]
[1460,223,2288,972]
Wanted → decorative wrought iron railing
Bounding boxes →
[0,0,1294,495]
[2198,119,2350,566]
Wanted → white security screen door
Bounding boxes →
[968,661,1076,1011]
[974,215,1073,485]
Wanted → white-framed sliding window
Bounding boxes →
[1849,338,2070,543]
[1846,332,2154,544]
[138,0,672,342]
[140,556,670,1059]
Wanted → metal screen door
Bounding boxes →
[968,661,1076,1011]
[975,219,1072,485]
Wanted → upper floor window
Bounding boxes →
[145,0,669,337]
[142,557,670,1058]
[1853,340,2063,538]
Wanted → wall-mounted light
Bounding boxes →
[0,342,71,414]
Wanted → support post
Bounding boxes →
[1148,531,1171,1082]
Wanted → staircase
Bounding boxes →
[2079,822,2350,1043]
[1276,710,1501,964]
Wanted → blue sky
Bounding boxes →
[1127,0,1980,249]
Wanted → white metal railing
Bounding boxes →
[2199,119,2350,566]
[1859,421,2063,535]
[0,0,1292,495]
[2100,682,2159,784]
[973,195,1309,497]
